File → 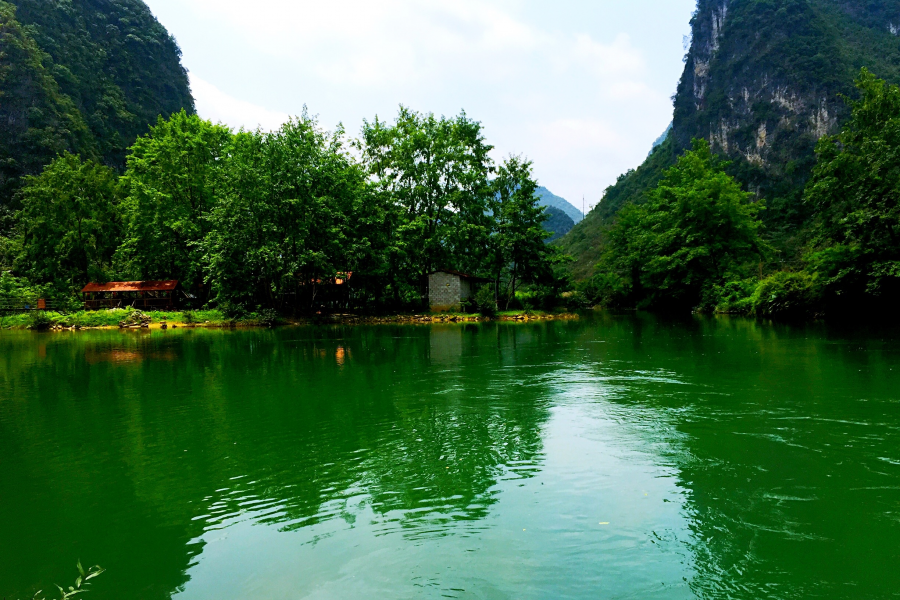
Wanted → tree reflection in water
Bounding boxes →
[2,317,900,599]
[0,324,554,600]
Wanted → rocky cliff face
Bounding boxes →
[675,0,900,213]
[557,0,900,278]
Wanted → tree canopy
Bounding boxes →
[16,153,119,290]
[597,140,765,310]
[8,107,559,314]
[806,69,900,304]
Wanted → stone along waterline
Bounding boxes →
[1,315,898,599]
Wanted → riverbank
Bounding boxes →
[0,308,579,331]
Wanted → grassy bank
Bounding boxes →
[0,308,576,330]
[0,309,233,330]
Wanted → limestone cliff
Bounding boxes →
[558,0,900,279]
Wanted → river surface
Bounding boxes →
[1,314,899,600]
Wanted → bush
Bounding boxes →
[181,310,197,324]
[474,285,497,317]
[528,285,562,311]
[701,279,756,314]
[563,290,593,311]
[27,311,53,330]
[580,272,631,307]
[258,308,280,326]
[218,301,247,320]
[751,271,819,318]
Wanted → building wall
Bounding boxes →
[429,272,462,310]
[460,278,474,302]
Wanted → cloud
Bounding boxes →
[191,76,289,131]
[572,33,645,76]
[150,0,693,208]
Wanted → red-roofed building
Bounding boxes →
[81,281,181,310]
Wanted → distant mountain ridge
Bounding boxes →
[536,187,583,224]
[542,206,575,242]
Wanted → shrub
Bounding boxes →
[181,310,197,324]
[474,285,497,317]
[27,311,53,330]
[459,297,477,314]
[529,285,561,311]
[563,290,593,311]
[701,279,756,314]
[581,272,631,307]
[259,308,280,326]
[218,301,247,320]
[751,271,819,318]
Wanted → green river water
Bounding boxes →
[1,314,899,599]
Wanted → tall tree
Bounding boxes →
[117,111,231,291]
[488,156,553,308]
[203,116,394,312]
[806,69,900,304]
[360,107,494,303]
[599,140,765,309]
[16,153,120,290]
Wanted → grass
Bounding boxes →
[0,308,231,330]
[0,307,570,330]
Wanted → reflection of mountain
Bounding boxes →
[0,326,553,600]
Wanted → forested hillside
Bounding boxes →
[0,0,193,218]
[558,0,900,279]
[542,206,575,242]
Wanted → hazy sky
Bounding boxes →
[142,0,696,209]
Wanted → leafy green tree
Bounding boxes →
[488,156,554,308]
[359,107,494,303]
[599,139,765,309]
[16,153,120,290]
[117,111,231,292]
[806,69,900,304]
[204,115,393,312]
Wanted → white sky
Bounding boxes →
[143,0,696,210]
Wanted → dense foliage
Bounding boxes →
[579,70,900,319]
[488,156,554,307]
[0,0,193,215]
[560,0,900,280]
[806,69,900,309]
[117,111,230,290]
[591,140,765,310]
[5,109,560,314]
[18,153,120,290]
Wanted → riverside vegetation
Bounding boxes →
[4,70,900,322]
[0,109,562,318]
[3,0,900,322]
[572,70,900,319]
[0,0,563,319]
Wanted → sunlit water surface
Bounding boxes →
[1,315,899,599]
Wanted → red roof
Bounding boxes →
[81,281,179,293]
